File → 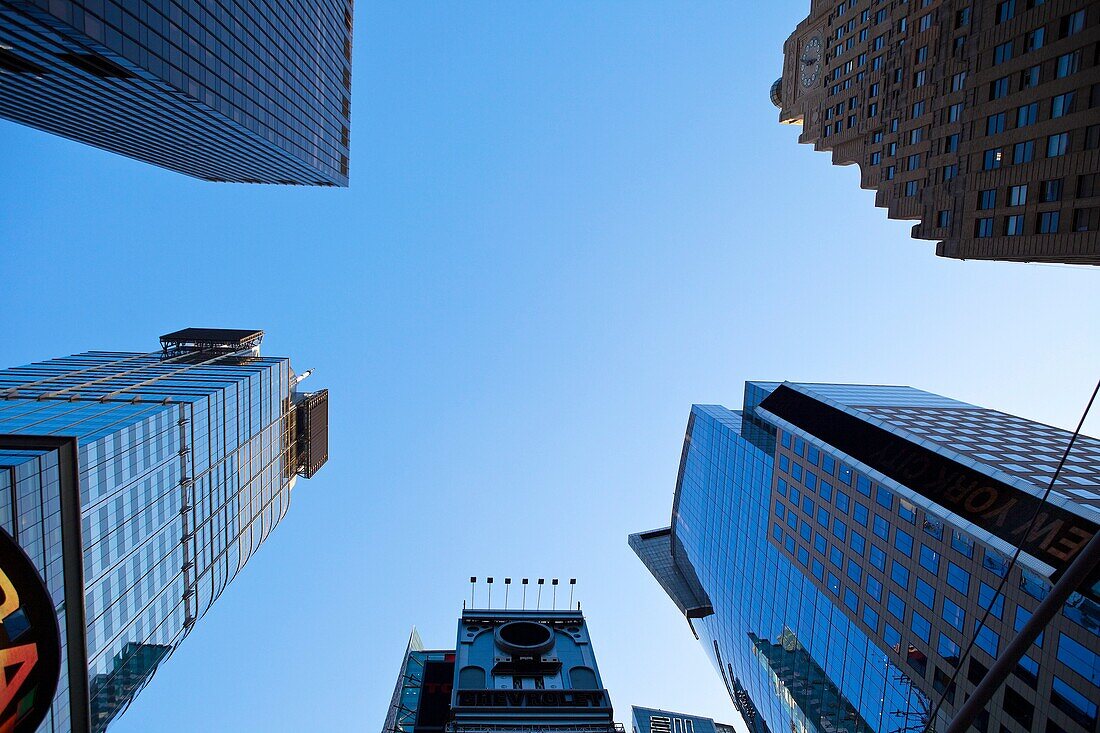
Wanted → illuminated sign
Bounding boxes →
[455,690,607,708]
[760,385,1100,589]
[0,527,61,733]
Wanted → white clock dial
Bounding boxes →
[799,36,822,88]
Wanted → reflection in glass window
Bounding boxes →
[978,582,1003,619]
[887,592,906,620]
[946,562,970,595]
[891,561,910,589]
[943,597,965,631]
[912,611,931,643]
[950,531,974,558]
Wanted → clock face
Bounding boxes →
[799,36,822,88]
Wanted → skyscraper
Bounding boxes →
[382,602,619,733]
[632,383,1100,733]
[0,0,353,185]
[0,328,330,732]
[772,1,1099,264]
[630,706,739,733]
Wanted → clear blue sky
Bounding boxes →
[2,2,1098,731]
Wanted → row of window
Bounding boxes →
[986,87,1085,137]
[973,208,1099,237]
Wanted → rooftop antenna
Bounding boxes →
[536,578,545,609]
[470,577,476,608]
[522,578,529,609]
[552,578,559,609]
[487,577,494,609]
[569,578,576,607]
[504,578,511,609]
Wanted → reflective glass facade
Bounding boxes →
[0,0,353,185]
[633,383,1100,733]
[0,333,327,732]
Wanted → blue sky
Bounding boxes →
[2,1,1099,731]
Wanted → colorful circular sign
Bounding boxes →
[0,527,61,733]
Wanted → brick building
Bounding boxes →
[773,0,1099,264]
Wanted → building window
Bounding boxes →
[986,112,1006,135]
[1009,184,1027,206]
[993,41,1013,65]
[912,100,926,118]
[978,582,1004,619]
[1074,208,1099,232]
[1016,102,1037,127]
[951,531,974,558]
[1013,140,1034,164]
[939,634,962,666]
[1056,50,1081,77]
[996,0,1015,23]
[887,592,906,620]
[915,578,936,609]
[1025,27,1045,52]
[1057,634,1100,687]
[1059,10,1085,39]
[979,189,996,209]
[1020,65,1040,89]
[867,575,883,602]
[918,14,932,32]
[1047,132,1069,157]
[1005,214,1025,235]
[975,218,995,237]
[912,611,931,643]
[1051,92,1075,118]
[1037,210,1060,233]
[942,164,958,181]
[949,102,964,122]
[944,133,959,152]
[955,8,970,28]
[946,561,971,594]
[974,625,999,657]
[873,515,891,540]
[1086,124,1100,149]
[919,544,941,574]
[951,72,966,92]
[983,148,1003,169]
[907,153,921,170]
[937,210,951,227]
[1040,178,1063,201]
[1079,173,1098,198]
[942,597,965,631]
[1051,676,1098,728]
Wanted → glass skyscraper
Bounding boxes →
[0,0,353,185]
[0,328,330,732]
[631,383,1100,733]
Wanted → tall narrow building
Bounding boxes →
[0,328,330,732]
[632,382,1100,733]
[383,603,618,733]
[773,1,1099,264]
[0,0,353,185]
[630,706,740,733]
